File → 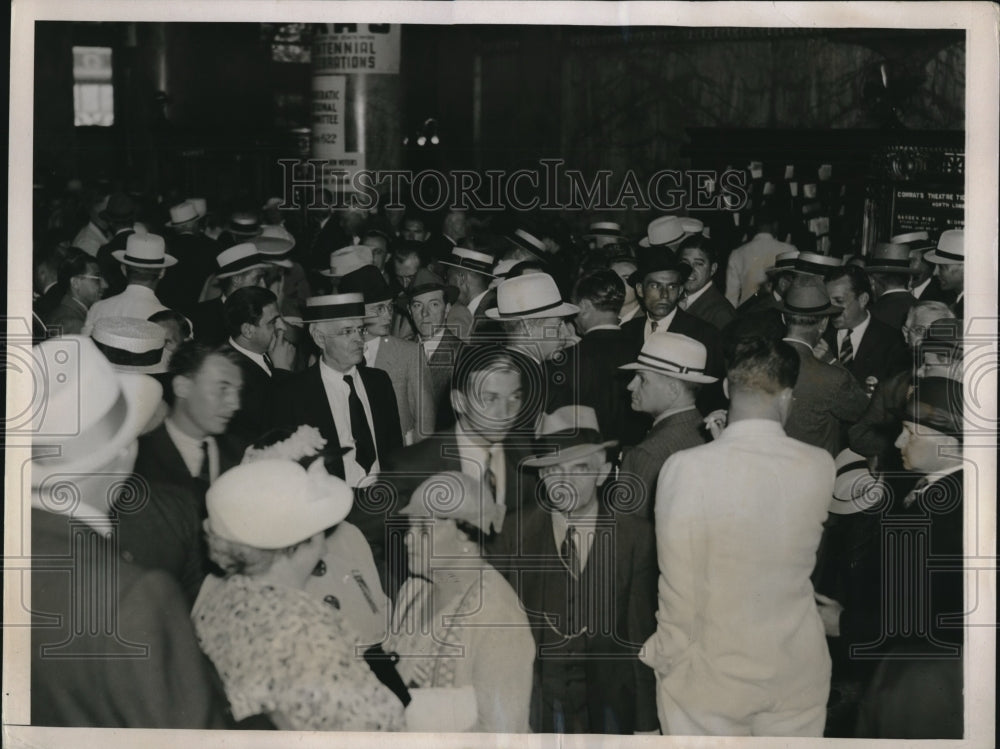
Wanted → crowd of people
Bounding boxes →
[28,182,966,737]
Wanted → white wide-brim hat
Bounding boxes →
[485,273,580,320]
[91,317,169,374]
[523,405,617,468]
[638,216,685,248]
[619,331,718,384]
[206,459,353,549]
[829,449,886,515]
[166,201,200,227]
[321,244,375,278]
[112,232,178,268]
[924,229,964,264]
[216,242,270,279]
[255,225,296,256]
[30,336,163,487]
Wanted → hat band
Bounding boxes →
[510,234,547,255]
[494,297,567,318]
[218,254,265,275]
[835,459,869,477]
[773,259,796,269]
[122,253,165,266]
[635,350,706,375]
[444,258,494,275]
[32,390,129,466]
[868,258,911,270]
[933,248,964,262]
[795,259,839,274]
[93,340,165,367]
[229,224,261,234]
[784,300,835,314]
[586,228,622,237]
[304,301,366,322]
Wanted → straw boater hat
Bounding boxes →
[321,245,375,278]
[764,250,800,276]
[91,317,169,374]
[829,448,886,515]
[523,405,618,468]
[398,471,505,535]
[485,273,580,320]
[508,228,549,260]
[490,258,519,288]
[302,292,366,323]
[638,216,685,249]
[924,229,964,265]
[226,211,262,238]
[206,459,353,549]
[215,243,269,279]
[890,230,935,255]
[439,247,496,277]
[619,332,718,384]
[776,284,843,317]
[582,221,626,240]
[793,252,842,276]
[30,336,163,487]
[866,242,921,275]
[166,201,200,228]
[112,232,177,268]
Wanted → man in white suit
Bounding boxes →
[642,336,834,736]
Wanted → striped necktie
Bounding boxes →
[839,329,854,365]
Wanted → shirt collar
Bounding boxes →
[718,418,786,440]
[467,289,489,315]
[923,462,964,483]
[682,282,712,307]
[165,416,209,448]
[911,277,932,297]
[782,335,814,350]
[553,499,600,539]
[881,288,910,296]
[229,337,270,374]
[586,323,621,332]
[647,307,678,332]
[841,312,871,339]
[319,357,358,381]
[653,404,698,426]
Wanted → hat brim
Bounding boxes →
[865,265,920,275]
[638,236,684,249]
[256,236,296,255]
[484,301,580,320]
[112,250,179,268]
[923,250,964,265]
[523,440,618,468]
[31,372,163,486]
[439,259,496,277]
[400,284,460,306]
[775,302,844,317]
[166,216,201,228]
[618,361,718,384]
[217,261,270,279]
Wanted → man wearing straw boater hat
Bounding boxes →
[865,241,919,331]
[582,220,627,250]
[890,230,954,304]
[735,250,800,325]
[158,200,219,313]
[441,246,499,339]
[83,232,175,335]
[642,337,834,736]
[619,332,717,518]
[190,242,270,345]
[271,292,402,488]
[28,336,232,727]
[778,282,869,456]
[494,404,658,735]
[923,229,965,317]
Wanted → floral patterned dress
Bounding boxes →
[192,574,404,731]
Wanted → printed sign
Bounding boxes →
[313,24,401,75]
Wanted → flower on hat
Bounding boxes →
[242,425,327,464]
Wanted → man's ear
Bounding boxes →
[172,374,192,402]
[239,321,256,340]
[722,377,730,400]
[308,324,325,349]
[710,262,718,278]
[858,291,870,310]
[817,316,829,335]
[450,389,468,416]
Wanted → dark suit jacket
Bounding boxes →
[33,283,64,318]
[190,297,227,346]
[824,315,909,387]
[493,502,659,734]
[424,330,465,428]
[30,508,231,728]
[683,283,737,331]
[577,327,635,440]
[159,232,220,315]
[913,275,955,305]
[784,339,871,456]
[96,229,134,297]
[43,295,88,335]
[870,289,916,331]
[270,362,402,479]
[224,344,289,446]
[619,408,706,519]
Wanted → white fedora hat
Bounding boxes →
[522,405,618,468]
[186,197,207,217]
[321,244,374,278]
[638,216,685,248]
[255,224,296,257]
[829,448,886,515]
[680,217,704,235]
[924,229,964,264]
[166,201,200,227]
[30,336,163,486]
[508,228,549,259]
[619,331,718,384]
[215,243,269,279]
[91,317,169,374]
[206,459,353,549]
[112,232,177,268]
[485,273,580,320]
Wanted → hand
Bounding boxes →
[812,338,831,361]
[268,328,296,371]
[703,409,728,440]
[815,592,843,637]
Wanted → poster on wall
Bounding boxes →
[313,23,401,74]
[310,73,365,190]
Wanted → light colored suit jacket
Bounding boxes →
[642,419,833,722]
[372,335,436,443]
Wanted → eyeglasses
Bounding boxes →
[643,281,682,294]
[330,326,365,338]
[367,302,393,317]
[902,325,928,338]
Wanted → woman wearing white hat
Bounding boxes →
[191,436,405,732]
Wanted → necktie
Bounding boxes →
[903,476,930,509]
[839,329,854,365]
[561,526,583,636]
[560,526,582,580]
[262,352,274,375]
[650,320,659,333]
[485,445,500,502]
[197,439,211,484]
[344,374,376,472]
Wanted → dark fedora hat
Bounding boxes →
[629,251,692,286]
[776,283,843,316]
[100,192,137,223]
[399,268,459,305]
[337,264,393,304]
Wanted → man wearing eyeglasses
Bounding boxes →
[44,254,107,335]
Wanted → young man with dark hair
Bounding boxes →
[44,254,107,335]
[678,235,737,331]
[643,336,834,736]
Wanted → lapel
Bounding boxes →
[306,363,339,443]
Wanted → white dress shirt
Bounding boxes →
[83,284,169,335]
[318,359,378,487]
[552,499,600,571]
[228,338,271,376]
[466,289,489,317]
[164,417,219,482]
[643,307,677,341]
[680,281,712,310]
[836,313,871,360]
[421,330,446,360]
[454,423,506,510]
[910,277,932,298]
